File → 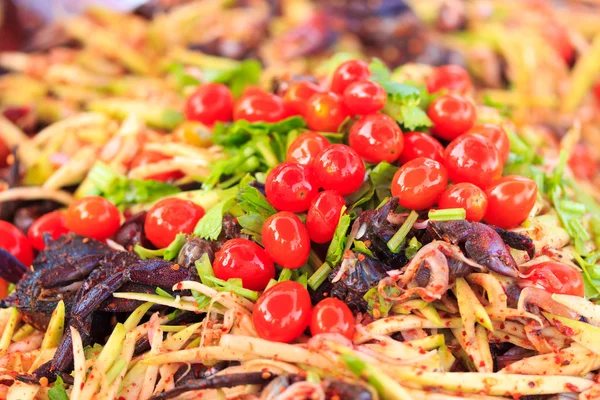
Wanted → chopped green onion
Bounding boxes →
[428,208,466,221]
[195,254,215,287]
[387,210,419,253]
[353,240,374,258]
[405,237,423,260]
[308,262,332,291]
[296,273,308,289]
[163,233,187,261]
[278,268,292,282]
[551,149,569,186]
[265,279,278,290]
[155,287,174,299]
[134,245,165,260]
[167,309,184,321]
[559,200,587,215]
[202,275,259,301]
[191,291,211,310]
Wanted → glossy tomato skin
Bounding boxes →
[144,198,205,248]
[426,65,472,94]
[286,132,329,168]
[130,151,184,182]
[28,211,69,251]
[265,162,318,212]
[468,124,510,163]
[484,175,537,229]
[234,93,287,123]
[306,190,345,243]
[253,280,312,342]
[522,261,584,297]
[438,183,488,222]
[305,92,349,132]
[569,142,598,181]
[65,196,121,241]
[261,211,310,269]
[313,144,366,196]
[185,83,234,125]
[398,132,445,165]
[391,157,448,210]
[284,81,322,115]
[331,60,371,94]
[444,133,503,188]
[213,239,275,291]
[428,94,476,141]
[348,114,404,163]
[0,138,9,167]
[342,80,387,115]
[310,297,355,339]
[0,221,34,266]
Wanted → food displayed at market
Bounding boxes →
[1,1,600,400]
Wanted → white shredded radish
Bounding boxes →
[32,112,109,146]
[42,146,96,190]
[70,327,86,400]
[0,187,74,205]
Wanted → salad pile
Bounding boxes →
[1,3,600,400]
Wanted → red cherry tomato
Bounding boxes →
[331,60,371,94]
[313,144,366,196]
[262,211,310,269]
[306,190,345,244]
[0,279,8,298]
[484,175,537,229]
[543,22,574,64]
[391,157,448,210]
[468,124,510,163]
[444,133,503,188]
[398,132,445,165]
[184,83,234,125]
[426,65,472,94]
[522,261,584,297]
[234,93,287,123]
[594,81,600,104]
[569,142,598,181]
[144,198,205,248]
[342,80,387,115]
[286,132,330,168]
[65,196,121,241]
[0,138,9,168]
[428,94,476,141]
[284,81,323,115]
[213,238,275,291]
[305,92,349,132]
[130,151,184,182]
[310,297,355,339]
[237,86,267,104]
[27,211,69,251]
[438,183,488,222]
[265,162,318,212]
[348,114,404,163]
[253,280,312,342]
[0,221,34,266]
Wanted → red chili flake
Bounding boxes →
[172,264,180,271]
[357,253,365,262]
[504,335,510,340]
[499,323,506,330]
[479,361,486,367]
[82,238,89,243]
[419,348,426,354]
[176,283,183,290]
[566,383,579,392]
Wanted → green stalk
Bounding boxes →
[202,276,259,301]
[195,254,216,287]
[163,233,187,261]
[155,287,174,299]
[428,208,466,221]
[278,268,293,282]
[88,161,122,193]
[387,210,419,253]
[308,262,332,291]
[134,245,165,260]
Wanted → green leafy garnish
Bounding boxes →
[207,59,261,97]
[163,233,187,261]
[348,161,398,210]
[236,184,277,241]
[308,262,333,291]
[363,286,399,318]
[194,194,237,240]
[353,240,374,258]
[326,208,351,265]
[134,245,165,260]
[48,376,69,400]
[405,237,423,260]
[155,287,174,299]
[387,210,419,253]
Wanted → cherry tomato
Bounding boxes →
[0,279,8,299]
[65,196,121,241]
[262,212,310,269]
[348,114,404,163]
[569,142,598,181]
[265,162,318,212]
[313,144,365,196]
[468,124,510,163]
[522,261,584,297]
[543,22,574,64]
[284,81,323,115]
[237,86,267,104]
[310,297,355,339]
[130,151,184,182]
[144,198,205,248]
[391,157,448,210]
[342,80,387,115]
[444,133,503,188]
[428,94,476,141]
[305,92,349,132]
[398,132,445,165]
[253,280,312,342]
[234,93,287,123]
[331,60,371,94]
[184,83,234,125]
[286,132,329,168]
[483,175,537,229]
[0,221,33,266]
[0,138,9,168]
[27,211,69,251]
[213,238,274,291]
[426,65,472,94]
[306,190,345,244]
[438,183,488,222]
[594,81,600,104]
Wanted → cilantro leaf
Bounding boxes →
[212,116,306,146]
[48,376,69,400]
[370,161,398,201]
[194,194,237,240]
[326,208,352,265]
[206,59,261,97]
[369,59,391,81]
[353,240,374,258]
[399,104,433,131]
[236,184,276,242]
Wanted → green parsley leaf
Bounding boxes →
[205,59,261,97]
[194,194,237,240]
[48,376,69,400]
[237,184,276,217]
[369,59,391,81]
[326,208,352,265]
[211,116,306,147]
[353,240,374,258]
[399,104,433,131]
